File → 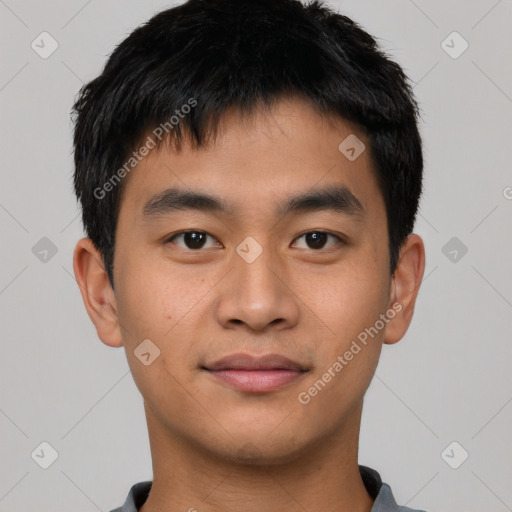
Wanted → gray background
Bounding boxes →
[1,0,511,511]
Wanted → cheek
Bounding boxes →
[115,252,201,339]
[304,260,388,343]
[114,263,203,409]
[295,266,387,422]
[114,255,221,384]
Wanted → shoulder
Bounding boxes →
[108,481,152,512]
[376,482,428,512]
[359,466,428,512]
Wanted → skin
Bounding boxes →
[73,96,425,512]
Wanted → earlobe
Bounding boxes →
[383,234,426,345]
[72,238,123,348]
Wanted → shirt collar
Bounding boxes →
[111,465,425,512]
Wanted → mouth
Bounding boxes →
[202,353,309,393]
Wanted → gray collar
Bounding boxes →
[111,465,426,512]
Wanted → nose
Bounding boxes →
[215,241,300,332]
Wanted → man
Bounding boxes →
[71,0,427,510]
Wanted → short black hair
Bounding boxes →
[72,0,423,289]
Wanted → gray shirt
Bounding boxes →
[109,465,427,512]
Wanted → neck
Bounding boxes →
[139,401,374,512]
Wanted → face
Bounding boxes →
[106,97,395,462]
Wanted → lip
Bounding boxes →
[203,353,308,393]
[204,353,306,372]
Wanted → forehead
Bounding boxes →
[118,97,385,225]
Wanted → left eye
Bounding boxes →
[292,231,342,250]
[167,231,221,250]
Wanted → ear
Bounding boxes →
[383,234,426,345]
[72,238,123,347]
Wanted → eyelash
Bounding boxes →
[164,230,345,251]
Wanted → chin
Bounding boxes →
[204,431,313,467]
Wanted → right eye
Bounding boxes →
[165,230,222,250]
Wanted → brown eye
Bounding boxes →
[292,231,342,250]
[167,231,220,250]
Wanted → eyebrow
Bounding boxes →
[142,185,365,220]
